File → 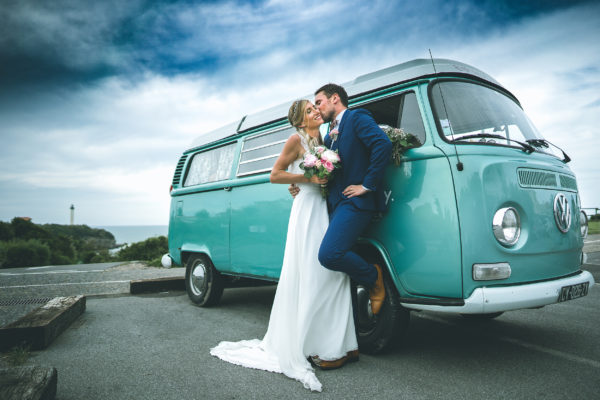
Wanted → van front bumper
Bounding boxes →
[401,270,595,314]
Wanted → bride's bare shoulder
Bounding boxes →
[287,132,301,144]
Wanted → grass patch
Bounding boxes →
[588,220,600,235]
[3,344,31,366]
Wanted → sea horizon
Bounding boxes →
[94,225,168,245]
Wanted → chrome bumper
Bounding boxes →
[401,270,595,314]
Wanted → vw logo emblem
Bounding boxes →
[553,193,571,233]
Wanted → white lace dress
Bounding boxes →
[210,133,357,392]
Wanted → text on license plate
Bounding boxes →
[558,282,589,302]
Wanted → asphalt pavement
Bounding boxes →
[27,284,600,399]
[0,262,184,327]
[1,236,599,399]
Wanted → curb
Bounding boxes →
[0,296,86,352]
[129,277,185,294]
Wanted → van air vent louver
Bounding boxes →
[172,155,188,186]
[559,174,578,191]
[518,169,557,189]
[517,169,578,192]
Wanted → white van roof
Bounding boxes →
[187,58,505,151]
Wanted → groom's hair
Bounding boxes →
[315,83,348,107]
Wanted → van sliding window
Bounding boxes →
[359,92,426,146]
[184,143,237,187]
[237,127,294,176]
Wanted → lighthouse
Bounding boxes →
[70,204,75,225]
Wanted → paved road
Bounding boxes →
[0,262,184,326]
[25,280,600,399]
[2,239,599,398]
[0,262,184,301]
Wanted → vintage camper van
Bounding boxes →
[165,59,593,353]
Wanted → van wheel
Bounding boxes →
[355,271,410,354]
[185,254,224,307]
[461,312,504,319]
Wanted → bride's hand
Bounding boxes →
[310,176,328,185]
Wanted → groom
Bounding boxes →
[314,83,392,316]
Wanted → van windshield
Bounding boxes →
[430,81,560,158]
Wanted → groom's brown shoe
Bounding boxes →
[369,263,386,315]
[347,349,360,363]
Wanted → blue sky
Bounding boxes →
[0,0,598,225]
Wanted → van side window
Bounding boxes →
[360,92,425,146]
[237,127,293,176]
[399,92,426,145]
[184,143,236,186]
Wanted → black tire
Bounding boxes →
[461,312,504,320]
[355,270,410,354]
[185,254,224,307]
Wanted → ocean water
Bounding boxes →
[95,225,168,245]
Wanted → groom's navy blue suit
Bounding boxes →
[318,108,392,288]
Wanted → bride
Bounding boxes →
[210,99,358,392]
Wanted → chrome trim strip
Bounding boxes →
[238,154,279,165]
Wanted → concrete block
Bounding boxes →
[0,366,57,400]
[0,296,86,351]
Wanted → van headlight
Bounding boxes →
[493,207,521,246]
[580,210,588,238]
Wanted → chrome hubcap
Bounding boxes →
[190,261,206,296]
[356,285,377,334]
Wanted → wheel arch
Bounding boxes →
[355,238,406,297]
[181,247,212,270]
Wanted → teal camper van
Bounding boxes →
[165,59,594,353]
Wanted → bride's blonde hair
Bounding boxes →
[288,99,321,151]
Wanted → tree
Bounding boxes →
[3,239,51,268]
[11,218,50,240]
[117,236,168,262]
[0,221,14,241]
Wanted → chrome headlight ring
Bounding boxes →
[493,207,521,246]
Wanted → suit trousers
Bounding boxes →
[318,200,378,288]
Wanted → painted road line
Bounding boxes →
[0,270,107,276]
[416,313,600,369]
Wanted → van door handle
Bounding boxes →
[224,187,232,191]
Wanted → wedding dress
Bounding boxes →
[210,133,357,392]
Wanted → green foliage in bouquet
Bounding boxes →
[380,125,422,166]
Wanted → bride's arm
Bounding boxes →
[270,135,327,185]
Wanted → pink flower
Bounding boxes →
[321,150,340,163]
[315,160,322,168]
[323,160,334,173]
[315,146,326,154]
[303,153,317,167]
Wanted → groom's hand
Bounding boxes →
[343,184,368,198]
[288,183,300,198]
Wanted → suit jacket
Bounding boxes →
[324,108,392,212]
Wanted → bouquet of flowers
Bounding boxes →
[379,125,422,166]
[299,145,341,198]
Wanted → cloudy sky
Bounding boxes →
[1,0,598,226]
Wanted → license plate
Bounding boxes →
[558,282,589,302]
